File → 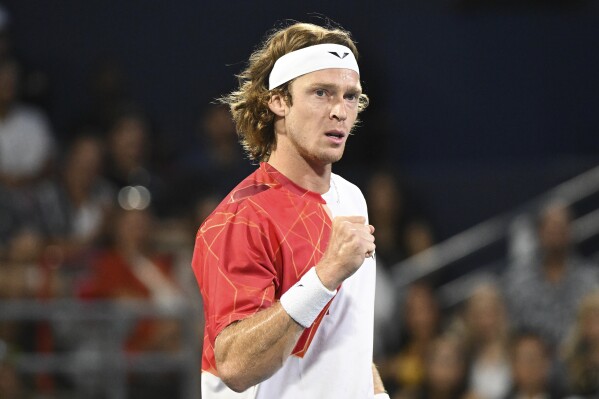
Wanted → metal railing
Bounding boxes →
[391,163,599,301]
[0,299,201,399]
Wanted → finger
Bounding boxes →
[365,243,376,255]
[354,228,375,242]
[368,224,375,234]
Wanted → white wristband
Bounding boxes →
[280,267,337,328]
[374,394,390,399]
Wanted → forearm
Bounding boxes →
[372,363,387,395]
[215,302,304,392]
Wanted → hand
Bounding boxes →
[316,216,375,290]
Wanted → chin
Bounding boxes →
[323,147,346,163]
[318,152,344,165]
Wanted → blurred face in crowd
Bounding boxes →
[405,283,439,340]
[511,336,550,394]
[404,221,434,256]
[367,172,402,221]
[426,337,466,395]
[109,115,148,169]
[465,284,507,342]
[65,137,104,190]
[538,204,572,257]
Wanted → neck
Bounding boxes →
[268,149,332,194]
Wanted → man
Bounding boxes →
[192,22,389,398]
[503,201,598,348]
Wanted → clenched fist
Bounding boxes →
[316,216,375,291]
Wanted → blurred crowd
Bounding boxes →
[376,201,599,399]
[1,4,598,399]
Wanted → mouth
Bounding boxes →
[324,130,346,141]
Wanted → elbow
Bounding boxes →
[217,361,254,393]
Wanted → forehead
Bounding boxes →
[291,68,361,90]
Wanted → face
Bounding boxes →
[405,284,439,339]
[427,338,466,393]
[110,116,147,164]
[68,138,103,182]
[512,337,549,391]
[272,68,361,167]
[538,206,571,254]
[466,285,506,340]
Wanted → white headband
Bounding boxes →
[268,43,360,90]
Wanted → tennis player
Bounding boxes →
[192,21,389,398]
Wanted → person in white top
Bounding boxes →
[0,57,54,187]
[192,22,389,398]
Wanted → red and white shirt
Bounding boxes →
[192,163,376,398]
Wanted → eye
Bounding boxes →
[315,89,326,97]
[345,93,358,102]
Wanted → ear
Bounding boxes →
[268,93,287,117]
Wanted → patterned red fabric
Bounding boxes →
[192,163,335,375]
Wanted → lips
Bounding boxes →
[324,130,346,139]
[324,130,346,145]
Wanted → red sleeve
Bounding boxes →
[192,202,279,344]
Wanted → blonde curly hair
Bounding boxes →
[221,22,369,162]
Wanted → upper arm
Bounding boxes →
[193,204,279,341]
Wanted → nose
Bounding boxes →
[330,96,347,122]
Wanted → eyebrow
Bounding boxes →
[306,82,362,94]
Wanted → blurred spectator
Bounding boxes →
[563,290,599,396]
[66,207,190,398]
[0,230,45,297]
[0,231,44,357]
[83,59,131,132]
[33,134,114,266]
[104,107,167,215]
[0,226,54,395]
[449,282,512,399]
[172,104,253,205]
[366,169,434,269]
[395,335,471,399]
[502,331,563,399]
[502,201,599,349]
[0,57,54,187]
[366,169,436,360]
[381,282,441,398]
[0,5,50,111]
[79,207,184,352]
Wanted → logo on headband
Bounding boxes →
[328,51,349,59]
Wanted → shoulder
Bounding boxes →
[9,104,51,129]
[331,173,364,196]
[332,173,366,203]
[199,172,278,237]
[331,172,368,212]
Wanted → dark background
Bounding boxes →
[3,0,599,239]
